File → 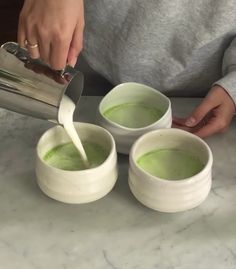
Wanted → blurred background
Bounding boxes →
[0,0,113,96]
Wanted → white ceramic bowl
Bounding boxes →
[128,129,213,213]
[97,82,172,154]
[36,122,118,204]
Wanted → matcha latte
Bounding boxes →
[44,142,107,171]
[103,103,163,128]
[137,149,204,180]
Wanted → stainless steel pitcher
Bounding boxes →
[0,42,84,123]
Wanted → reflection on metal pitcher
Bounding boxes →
[0,42,84,123]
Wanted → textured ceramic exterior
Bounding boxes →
[36,122,118,204]
[97,82,172,154]
[129,128,213,213]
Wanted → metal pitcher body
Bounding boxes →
[0,42,84,123]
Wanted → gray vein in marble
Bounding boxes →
[226,246,236,261]
[211,188,225,199]
[103,250,118,269]
[175,219,200,234]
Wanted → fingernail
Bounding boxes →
[70,60,77,67]
[185,117,196,127]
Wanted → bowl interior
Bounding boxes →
[132,129,211,178]
[37,122,113,162]
[99,82,170,120]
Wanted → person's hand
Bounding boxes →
[18,0,84,70]
[173,85,236,138]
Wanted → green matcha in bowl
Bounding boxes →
[128,129,213,213]
[36,122,118,204]
[97,82,172,154]
[43,141,107,171]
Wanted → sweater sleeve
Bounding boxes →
[214,37,236,104]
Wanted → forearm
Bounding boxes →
[214,37,236,105]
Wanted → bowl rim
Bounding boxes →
[36,122,117,175]
[129,128,213,184]
[98,82,172,131]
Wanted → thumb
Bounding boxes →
[185,96,217,127]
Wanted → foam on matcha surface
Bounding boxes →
[103,103,163,128]
[44,142,108,171]
[137,149,204,180]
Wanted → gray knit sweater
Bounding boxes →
[83,0,236,103]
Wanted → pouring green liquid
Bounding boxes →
[103,103,163,128]
[44,142,108,171]
[137,149,204,180]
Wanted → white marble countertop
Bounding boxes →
[0,96,236,269]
